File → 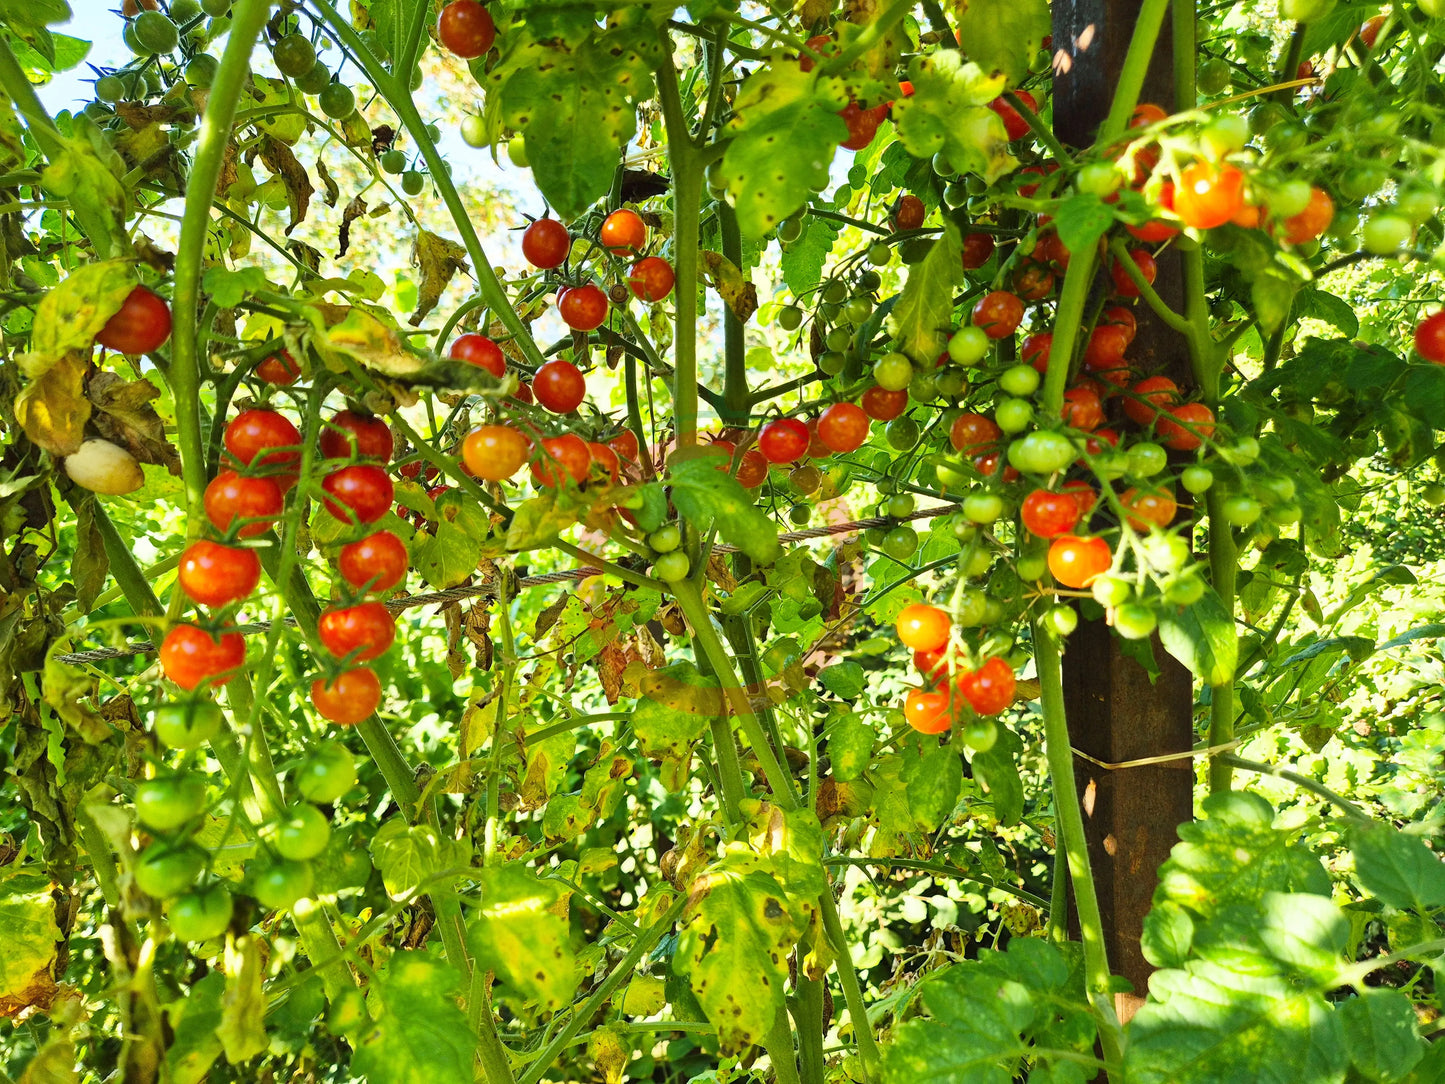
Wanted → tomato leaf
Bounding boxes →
[467,865,578,1011]
[955,0,1051,86]
[828,717,875,782]
[1338,988,1425,1083]
[891,52,1014,182]
[1053,193,1116,256]
[1349,825,1445,913]
[411,230,468,326]
[218,937,268,1064]
[888,219,962,365]
[0,866,60,1003]
[1156,584,1237,687]
[15,351,90,456]
[817,661,865,699]
[780,213,841,295]
[351,954,476,1084]
[165,971,226,1083]
[1293,286,1359,338]
[669,457,782,566]
[904,744,962,832]
[969,725,1023,826]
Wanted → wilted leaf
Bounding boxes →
[86,372,180,471]
[339,194,367,257]
[411,231,468,326]
[254,136,313,235]
[15,351,90,455]
[219,937,267,1064]
[699,250,758,323]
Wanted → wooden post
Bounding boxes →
[1051,0,1197,1019]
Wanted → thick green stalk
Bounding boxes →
[1204,491,1238,793]
[764,1010,804,1084]
[718,203,750,425]
[1097,0,1174,145]
[818,891,880,1080]
[171,0,273,520]
[1040,246,1098,415]
[293,900,353,1000]
[1030,617,1124,1064]
[94,505,162,619]
[792,976,827,1084]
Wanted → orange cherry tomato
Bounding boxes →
[896,603,951,652]
[1048,535,1112,588]
[904,687,954,734]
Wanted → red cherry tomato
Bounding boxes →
[1063,479,1098,518]
[160,624,245,690]
[1111,248,1157,297]
[256,351,300,385]
[1033,230,1071,270]
[533,359,587,413]
[1022,332,1053,374]
[1061,385,1106,431]
[321,465,394,524]
[971,291,1024,338]
[957,657,1016,715]
[1013,264,1055,302]
[312,668,382,725]
[1130,103,1169,127]
[461,425,530,481]
[558,283,609,331]
[1121,486,1178,530]
[962,232,996,270]
[531,433,591,487]
[904,687,953,734]
[736,448,769,488]
[319,410,393,463]
[1048,535,1112,588]
[1416,312,1445,364]
[1083,324,1130,371]
[892,194,925,231]
[1123,375,1181,427]
[339,530,408,593]
[1101,305,1137,344]
[896,603,951,651]
[600,209,647,255]
[178,540,261,608]
[1278,187,1333,245]
[437,0,495,58]
[449,333,505,377]
[1021,489,1081,538]
[224,410,301,482]
[914,644,947,684]
[988,90,1037,141]
[757,418,810,463]
[1127,182,1179,242]
[973,452,1021,484]
[950,412,1002,455]
[1360,14,1385,48]
[816,402,870,454]
[319,602,396,662]
[628,256,675,301]
[1158,402,1215,451]
[838,100,888,151]
[586,441,620,483]
[204,471,282,538]
[798,33,838,72]
[521,218,571,269]
[96,286,172,354]
[607,429,640,462]
[860,386,909,421]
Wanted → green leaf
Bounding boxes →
[219,937,268,1064]
[203,266,272,309]
[675,850,810,1054]
[817,661,865,699]
[413,513,484,589]
[1141,900,1196,970]
[891,51,1014,182]
[351,954,475,1084]
[719,64,848,240]
[970,725,1024,827]
[165,971,226,1084]
[1192,892,1349,984]
[70,494,107,612]
[888,219,962,364]
[828,716,874,782]
[505,493,577,551]
[0,867,59,1000]
[0,0,70,65]
[1294,287,1359,338]
[1350,826,1445,913]
[632,662,718,760]
[780,214,841,295]
[954,0,1051,85]
[669,457,782,565]
[1339,989,1424,1083]
[905,744,962,832]
[370,820,445,901]
[467,864,577,1010]
[1157,585,1238,686]
[1053,193,1116,256]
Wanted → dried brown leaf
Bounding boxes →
[256,136,313,236]
[339,194,367,258]
[410,230,469,326]
[86,372,180,472]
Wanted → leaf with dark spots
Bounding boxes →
[86,372,180,472]
[254,136,314,235]
[411,230,469,326]
[339,194,367,257]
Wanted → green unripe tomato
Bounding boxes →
[295,742,356,803]
[505,135,529,168]
[1164,574,1206,605]
[648,524,682,553]
[184,53,219,87]
[999,364,1041,397]
[1221,494,1262,526]
[867,242,892,266]
[1422,482,1445,506]
[873,352,914,391]
[1247,101,1290,135]
[1422,0,1445,18]
[1362,213,1412,255]
[1338,167,1385,202]
[134,843,205,899]
[822,280,848,304]
[133,11,180,54]
[1263,122,1307,155]
[948,326,990,366]
[1007,430,1076,475]
[653,551,690,581]
[295,59,332,95]
[886,417,920,449]
[956,588,989,627]
[1076,162,1121,197]
[273,34,317,78]
[1220,437,1260,467]
[152,702,223,750]
[1181,465,1214,494]
[844,296,874,325]
[1280,0,1336,22]
[909,370,937,401]
[1267,179,1313,219]
[824,326,851,352]
[251,859,314,911]
[167,885,233,942]
[1268,501,1302,525]
[776,215,804,243]
[790,465,822,495]
[272,805,331,861]
[95,74,126,102]
[943,180,970,208]
[995,397,1033,434]
[963,492,1004,524]
[862,525,887,546]
[1044,604,1078,637]
[401,170,425,196]
[931,152,956,177]
[201,0,231,14]
[1016,552,1048,581]
[1127,442,1168,477]
[1201,114,1249,158]
[817,351,846,376]
[460,114,487,147]
[777,305,804,331]
[964,548,993,578]
[935,369,967,397]
[380,148,406,174]
[882,525,918,560]
[1396,187,1438,225]
[1113,603,1158,640]
[952,517,978,542]
[123,21,145,55]
[135,776,207,831]
[1197,58,1232,96]
[887,493,916,518]
[789,503,812,526]
[1141,532,1191,574]
[1091,574,1131,608]
[318,81,356,119]
[962,717,999,752]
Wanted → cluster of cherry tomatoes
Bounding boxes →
[895,602,1017,743]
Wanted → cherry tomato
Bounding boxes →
[957,657,1016,715]
[1123,375,1181,427]
[1130,102,1168,127]
[462,425,530,480]
[96,285,172,354]
[838,100,888,151]
[134,842,205,899]
[988,90,1037,141]
[204,471,282,539]
[511,381,534,405]
[860,386,909,421]
[319,602,396,661]
[178,540,261,608]
[1021,489,1080,538]
[1063,479,1098,517]
[1048,535,1112,588]
[449,333,505,377]
[251,859,314,910]
[321,465,394,524]
[816,402,869,454]
[896,603,951,651]
[1360,13,1385,48]
[1278,186,1333,244]
[437,0,494,57]
[134,775,207,831]
[608,429,640,462]
[521,218,571,268]
[962,232,995,269]
[950,412,1003,456]
[1174,161,1244,229]
[757,418,810,463]
[1033,230,1071,270]
[151,701,223,750]
[167,885,233,942]
[903,687,953,734]
[1121,486,1178,530]
[533,359,587,413]
[1126,182,1179,242]
[628,256,675,301]
[1101,306,1137,344]
[600,208,647,255]
[256,351,300,385]
[339,530,408,593]
[914,644,947,684]
[320,410,393,463]
[1416,312,1445,363]
[1083,324,1130,372]
[1158,402,1215,451]
[272,804,331,861]
[1061,385,1106,431]
[531,433,591,487]
[558,283,609,331]
[160,624,246,689]
[1111,248,1157,297]
[736,448,769,488]
[294,742,357,803]
[971,290,1024,339]
[587,441,620,483]
[224,409,301,481]
[1013,264,1055,302]
[312,667,382,725]
[892,194,925,231]
[797,33,838,72]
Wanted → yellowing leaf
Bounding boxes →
[699,251,758,323]
[466,865,578,1010]
[15,351,91,456]
[411,231,468,326]
[219,937,267,1064]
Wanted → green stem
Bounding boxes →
[1047,841,1068,940]
[1174,0,1198,113]
[1097,0,1173,145]
[484,573,514,867]
[95,504,162,619]
[792,976,826,1084]
[764,1010,804,1084]
[817,891,880,1081]
[823,857,1051,910]
[719,203,750,425]
[657,32,703,446]
[1040,246,1097,415]
[1107,236,1195,339]
[1204,488,1238,793]
[293,900,353,999]
[0,38,70,162]
[171,0,273,524]
[551,539,665,593]
[1030,615,1125,1064]
[1218,754,1372,821]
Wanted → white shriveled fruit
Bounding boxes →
[64,438,144,495]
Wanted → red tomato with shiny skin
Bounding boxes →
[971,290,1024,338]
[339,530,408,592]
[1158,402,1215,451]
[319,602,396,661]
[256,351,300,385]
[904,687,954,733]
[914,644,947,684]
[533,359,587,413]
[1021,489,1080,538]
[224,409,302,480]
[587,441,620,483]
[558,283,609,331]
[312,667,382,725]
[437,0,494,58]
[860,386,908,421]
[1360,14,1385,48]
[1063,479,1098,517]
[449,333,505,376]
[892,194,925,231]
[321,465,394,524]
[1061,385,1106,431]
[1278,187,1334,245]
[957,657,1016,715]
[462,425,530,480]
[531,433,591,487]
[950,412,1003,455]
[511,382,534,405]
[628,257,675,301]
[1083,324,1130,371]
[521,218,571,268]
[816,402,869,453]
[838,100,888,151]
[97,286,172,354]
[160,624,245,689]
[988,90,1037,141]
[798,34,838,72]
[1416,312,1445,363]
[1174,162,1244,229]
[1013,264,1055,301]
[1121,486,1178,530]
[896,603,951,651]
[600,209,647,255]
[1130,102,1168,127]
[1111,249,1157,297]
[736,448,769,488]
[1022,332,1053,374]
[1048,535,1112,588]
[204,471,282,538]
[1123,375,1181,427]
[974,452,1021,484]
[757,418,810,463]
[1101,305,1137,344]
[962,232,995,269]
[178,540,261,608]
[1127,182,1179,242]
[320,410,393,463]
